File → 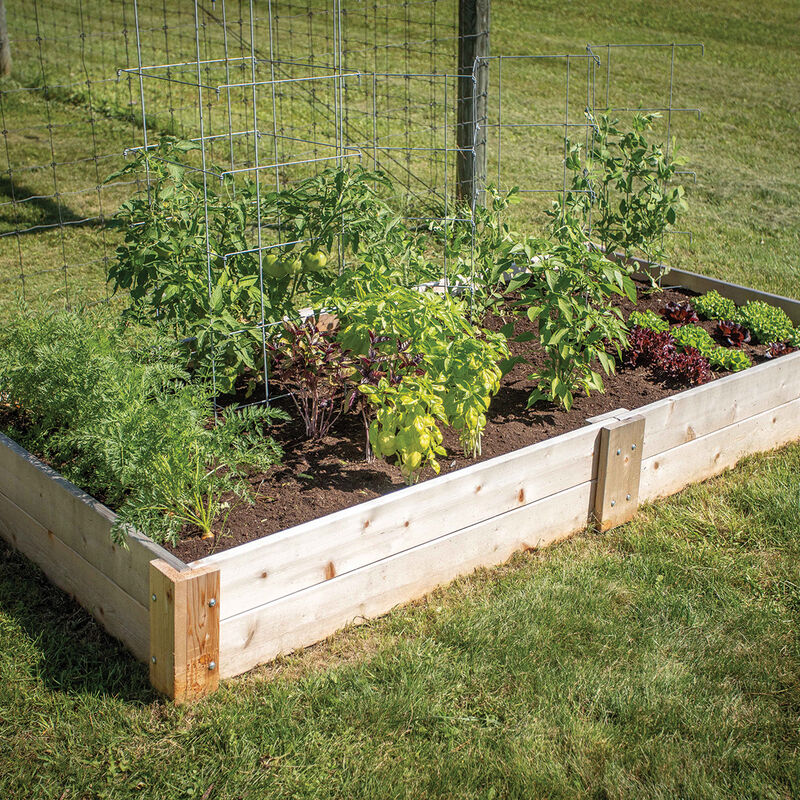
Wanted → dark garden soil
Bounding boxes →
[168,284,775,563]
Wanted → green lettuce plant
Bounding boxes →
[694,290,737,321]
[628,309,669,333]
[671,323,752,372]
[734,301,793,344]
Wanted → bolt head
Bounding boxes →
[616,448,621,455]
[151,656,157,664]
[631,443,637,450]
[626,493,631,501]
[208,598,217,607]
[151,593,157,602]
[610,499,616,507]
[208,661,216,671]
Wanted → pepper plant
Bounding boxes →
[516,234,635,411]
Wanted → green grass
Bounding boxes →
[491,0,800,299]
[2,443,799,798]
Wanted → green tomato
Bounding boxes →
[302,250,328,272]
[263,254,287,278]
[288,257,303,275]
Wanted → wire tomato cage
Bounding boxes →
[0,0,702,410]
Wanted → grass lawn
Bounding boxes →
[1,443,798,798]
[0,1,798,797]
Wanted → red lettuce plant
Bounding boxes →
[623,326,676,369]
[662,300,699,325]
[765,341,796,359]
[716,320,751,347]
[623,325,712,385]
[656,347,712,385]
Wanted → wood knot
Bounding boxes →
[517,488,525,504]
[325,561,336,580]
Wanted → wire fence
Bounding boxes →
[0,1,702,359]
[0,0,462,309]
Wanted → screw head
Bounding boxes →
[631,443,637,451]
[616,448,621,455]
[151,593,157,602]
[208,598,216,608]
[610,499,616,507]
[151,656,157,664]
[208,661,216,671]
[626,494,631,501]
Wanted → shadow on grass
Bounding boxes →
[0,173,99,235]
[0,539,159,704]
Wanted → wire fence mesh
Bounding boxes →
[0,0,702,342]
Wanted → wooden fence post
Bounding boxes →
[593,415,645,532]
[149,559,220,703]
[456,0,490,206]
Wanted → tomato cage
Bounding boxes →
[121,0,703,407]
[0,0,703,409]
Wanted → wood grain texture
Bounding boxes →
[0,432,186,608]
[193,422,604,620]
[639,395,800,502]
[0,490,149,661]
[621,351,800,459]
[220,480,594,679]
[149,560,220,703]
[593,416,645,532]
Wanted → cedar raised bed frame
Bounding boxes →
[2,267,800,703]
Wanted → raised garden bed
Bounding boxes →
[2,266,800,702]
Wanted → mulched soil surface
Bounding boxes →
[168,285,774,563]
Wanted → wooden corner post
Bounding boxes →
[149,559,220,703]
[593,415,645,532]
[456,0,490,206]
